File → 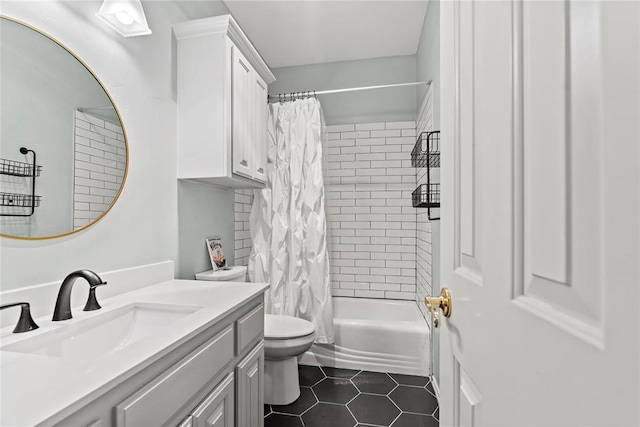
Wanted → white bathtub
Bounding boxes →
[300,297,430,376]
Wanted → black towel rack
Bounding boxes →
[0,147,42,217]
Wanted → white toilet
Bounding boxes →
[263,313,315,405]
[195,266,316,405]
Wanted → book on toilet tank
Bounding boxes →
[205,237,226,271]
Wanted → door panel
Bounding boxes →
[253,74,268,183]
[236,343,264,427]
[232,47,253,179]
[454,360,482,427]
[440,1,639,426]
[191,373,234,427]
[455,0,484,281]
[520,0,604,334]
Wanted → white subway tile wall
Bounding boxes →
[234,189,254,266]
[325,121,417,300]
[233,120,418,302]
[415,86,437,321]
[73,111,126,229]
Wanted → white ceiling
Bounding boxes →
[222,1,429,69]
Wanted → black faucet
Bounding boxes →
[52,270,107,321]
[0,302,39,333]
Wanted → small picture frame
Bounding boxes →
[206,237,226,271]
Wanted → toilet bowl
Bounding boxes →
[194,266,316,405]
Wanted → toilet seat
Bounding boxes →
[265,314,315,340]
[194,266,247,281]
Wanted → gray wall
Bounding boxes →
[416,0,440,128]
[269,55,417,125]
[177,181,234,280]
[0,0,232,291]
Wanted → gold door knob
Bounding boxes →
[424,288,452,328]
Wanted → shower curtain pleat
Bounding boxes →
[249,98,334,344]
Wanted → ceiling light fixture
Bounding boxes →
[96,0,152,37]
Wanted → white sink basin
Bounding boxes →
[1,302,202,362]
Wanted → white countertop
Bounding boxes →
[0,279,268,427]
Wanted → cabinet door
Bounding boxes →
[236,342,264,427]
[252,74,268,183]
[191,373,235,427]
[232,46,253,179]
[116,326,234,426]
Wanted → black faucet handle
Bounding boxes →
[0,302,39,333]
[83,282,106,312]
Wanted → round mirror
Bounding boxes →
[0,16,128,240]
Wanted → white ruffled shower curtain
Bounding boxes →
[248,98,334,344]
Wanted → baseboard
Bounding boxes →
[431,375,441,401]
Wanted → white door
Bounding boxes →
[438,1,639,426]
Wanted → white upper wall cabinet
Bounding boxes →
[173,15,276,188]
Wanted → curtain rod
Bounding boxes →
[268,81,431,102]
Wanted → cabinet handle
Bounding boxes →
[257,168,264,174]
[240,160,248,167]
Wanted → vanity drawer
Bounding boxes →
[236,304,264,353]
[116,325,234,427]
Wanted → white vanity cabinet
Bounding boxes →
[173,15,275,189]
[50,295,265,427]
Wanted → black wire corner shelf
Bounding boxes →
[0,157,42,177]
[412,184,440,208]
[411,131,440,168]
[0,193,42,208]
[411,131,440,220]
[0,147,41,217]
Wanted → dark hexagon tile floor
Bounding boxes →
[352,371,397,395]
[389,386,439,415]
[322,366,361,379]
[265,365,439,427]
[264,412,304,427]
[348,394,400,425]
[302,403,357,427]
[313,377,360,404]
[299,365,326,387]
[271,387,318,415]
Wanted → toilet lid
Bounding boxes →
[265,314,315,339]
